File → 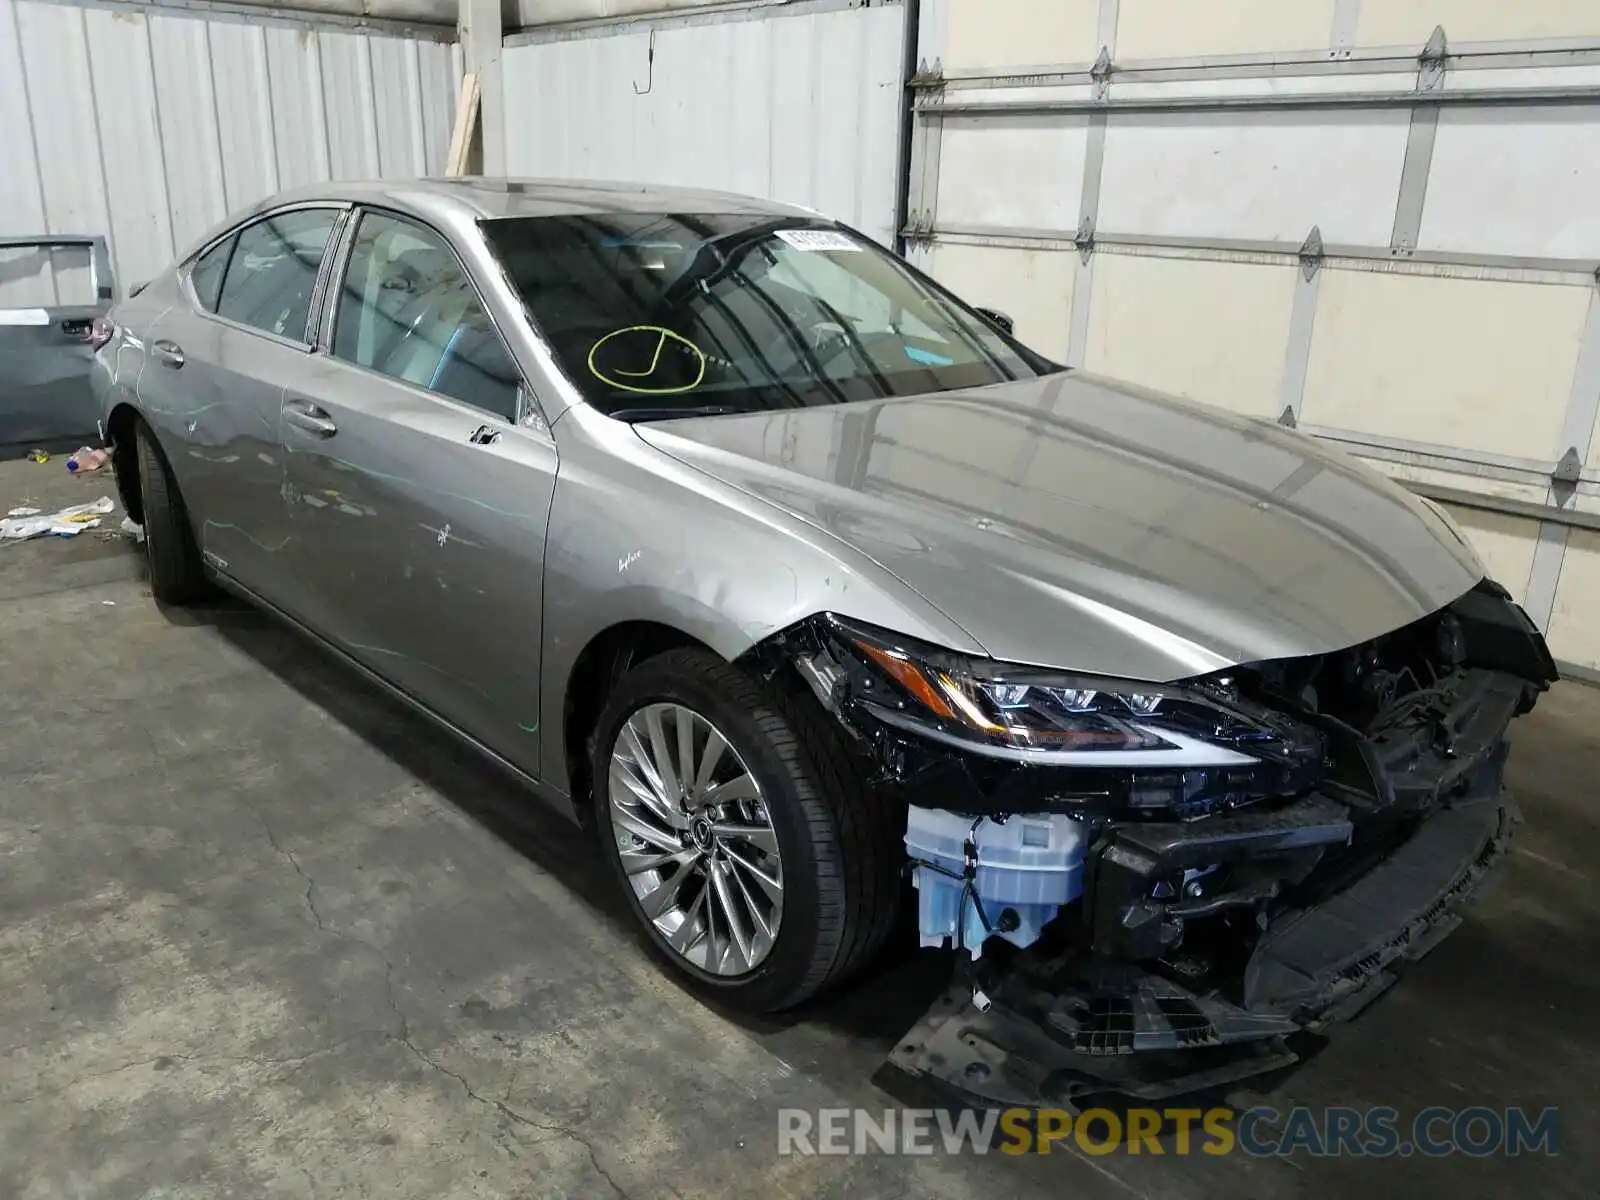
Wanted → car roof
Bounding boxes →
[259,177,816,222]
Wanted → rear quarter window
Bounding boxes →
[188,238,233,312]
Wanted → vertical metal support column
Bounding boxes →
[1523,277,1600,630]
[1067,3,1119,366]
[1277,226,1324,428]
[1064,130,1100,368]
[1390,26,1447,255]
[1329,0,1362,57]
[1524,518,1571,635]
[459,0,505,175]
[1095,0,1121,57]
[893,0,924,258]
[902,0,947,270]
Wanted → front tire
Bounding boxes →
[591,648,901,1012]
[134,418,208,604]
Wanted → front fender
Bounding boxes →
[536,406,984,794]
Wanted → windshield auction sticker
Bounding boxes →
[775,229,863,253]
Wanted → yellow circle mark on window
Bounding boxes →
[587,325,708,395]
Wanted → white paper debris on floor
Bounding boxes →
[7,506,41,517]
[0,496,116,541]
[119,516,145,544]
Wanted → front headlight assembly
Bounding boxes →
[795,617,1325,815]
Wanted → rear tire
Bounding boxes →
[134,418,209,604]
[591,648,902,1013]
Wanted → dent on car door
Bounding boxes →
[281,208,558,772]
[140,208,342,599]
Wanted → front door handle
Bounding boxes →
[284,399,337,439]
[152,339,184,369]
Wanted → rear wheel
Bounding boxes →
[134,418,208,604]
[591,648,901,1012]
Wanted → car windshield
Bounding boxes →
[480,212,1061,420]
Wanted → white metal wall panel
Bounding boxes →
[1084,255,1297,419]
[319,32,382,180]
[928,242,1078,361]
[943,0,1099,71]
[81,8,172,302]
[148,10,230,260]
[210,20,283,212]
[916,1,1600,671]
[8,1,109,305]
[0,0,457,302]
[502,2,906,246]
[264,23,334,189]
[937,117,1087,231]
[371,36,430,178]
[0,7,43,253]
[1097,111,1412,245]
[1547,531,1600,668]
[1115,0,1334,60]
[1301,271,1589,461]
[1355,0,1600,48]
[1420,107,1600,260]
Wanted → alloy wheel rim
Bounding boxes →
[607,702,784,976]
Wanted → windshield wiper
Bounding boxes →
[662,218,803,302]
[608,404,747,423]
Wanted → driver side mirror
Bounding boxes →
[974,307,1015,335]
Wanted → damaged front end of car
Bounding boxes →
[748,580,1557,1107]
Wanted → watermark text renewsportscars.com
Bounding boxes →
[777,1105,1559,1158]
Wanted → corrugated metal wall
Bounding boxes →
[501,0,906,247]
[909,0,1600,675]
[0,0,460,304]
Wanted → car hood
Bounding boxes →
[633,372,1485,681]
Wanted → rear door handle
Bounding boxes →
[152,339,184,369]
[284,399,337,439]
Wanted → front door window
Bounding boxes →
[330,212,521,421]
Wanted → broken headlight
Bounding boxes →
[802,617,1325,813]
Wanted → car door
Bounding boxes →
[279,207,558,772]
[0,235,114,452]
[135,205,344,598]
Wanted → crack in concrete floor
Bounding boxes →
[250,799,633,1199]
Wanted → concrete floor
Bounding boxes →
[1,458,1596,1198]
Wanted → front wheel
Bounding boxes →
[591,648,901,1012]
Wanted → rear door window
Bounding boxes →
[330,210,521,421]
[215,209,339,342]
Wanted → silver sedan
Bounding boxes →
[94,179,1554,1099]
